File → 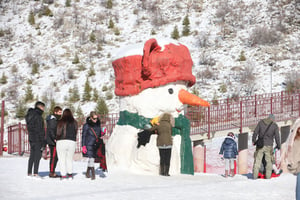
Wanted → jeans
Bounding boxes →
[297,173,300,200]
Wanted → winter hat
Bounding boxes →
[268,114,275,120]
[112,38,196,96]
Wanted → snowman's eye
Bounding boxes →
[168,88,174,94]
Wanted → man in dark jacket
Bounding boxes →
[25,101,46,177]
[252,114,281,179]
[46,106,62,178]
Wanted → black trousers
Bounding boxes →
[159,148,172,166]
[49,145,58,173]
[27,142,42,175]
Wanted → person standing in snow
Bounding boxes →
[97,127,107,172]
[46,106,62,178]
[82,111,102,180]
[150,113,174,176]
[56,108,78,180]
[252,114,281,179]
[219,132,238,177]
[286,120,300,200]
[25,101,46,177]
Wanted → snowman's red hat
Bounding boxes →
[112,38,196,96]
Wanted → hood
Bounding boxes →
[86,116,100,127]
[224,136,235,144]
[263,117,273,125]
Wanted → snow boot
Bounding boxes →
[86,167,91,178]
[91,167,95,180]
[230,169,235,177]
[164,165,170,176]
[224,170,229,178]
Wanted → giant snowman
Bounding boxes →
[106,38,210,175]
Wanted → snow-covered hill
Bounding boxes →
[0,0,299,125]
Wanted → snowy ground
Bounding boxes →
[0,156,295,200]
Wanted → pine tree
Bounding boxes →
[65,0,71,7]
[88,65,95,77]
[75,105,85,125]
[95,98,109,115]
[89,31,96,43]
[0,72,7,84]
[24,85,34,102]
[171,25,180,40]
[108,18,114,29]
[31,63,39,74]
[69,85,80,102]
[82,78,92,101]
[92,88,99,101]
[72,54,80,64]
[16,101,27,119]
[28,11,35,25]
[182,15,190,36]
[106,0,113,9]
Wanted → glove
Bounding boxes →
[219,154,224,160]
[82,146,87,154]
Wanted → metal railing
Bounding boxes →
[5,90,300,156]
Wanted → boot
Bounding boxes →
[164,165,170,176]
[159,164,164,176]
[91,167,95,180]
[231,169,235,177]
[86,167,91,178]
[224,170,229,178]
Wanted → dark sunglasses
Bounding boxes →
[92,117,98,120]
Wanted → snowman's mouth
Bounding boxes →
[176,108,182,113]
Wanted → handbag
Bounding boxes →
[255,121,273,148]
[91,128,101,147]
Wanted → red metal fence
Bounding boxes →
[5,90,300,157]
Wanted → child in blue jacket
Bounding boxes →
[219,132,238,177]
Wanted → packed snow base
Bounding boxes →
[0,156,295,200]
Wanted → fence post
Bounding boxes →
[240,101,243,133]
[18,122,22,156]
[0,100,4,156]
[207,107,210,139]
[271,96,273,114]
[203,145,206,173]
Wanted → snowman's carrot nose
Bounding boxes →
[178,89,210,107]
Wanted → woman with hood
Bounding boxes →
[82,111,102,180]
[219,132,238,177]
[150,113,174,176]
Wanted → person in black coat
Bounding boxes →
[219,132,238,177]
[46,106,62,178]
[25,101,46,177]
[82,111,102,180]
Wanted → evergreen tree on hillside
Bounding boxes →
[182,15,190,36]
[24,85,34,102]
[0,72,7,84]
[28,11,35,25]
[82,78,92,101]
[69,84,80,102]
[16,101,27,119]
[92,88,99,101]
[106,0,113,9]
[171,25,180,40]
[95,98,109,115]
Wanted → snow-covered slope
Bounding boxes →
[0,0,299,125]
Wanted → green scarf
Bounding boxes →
[117,110,194,175]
